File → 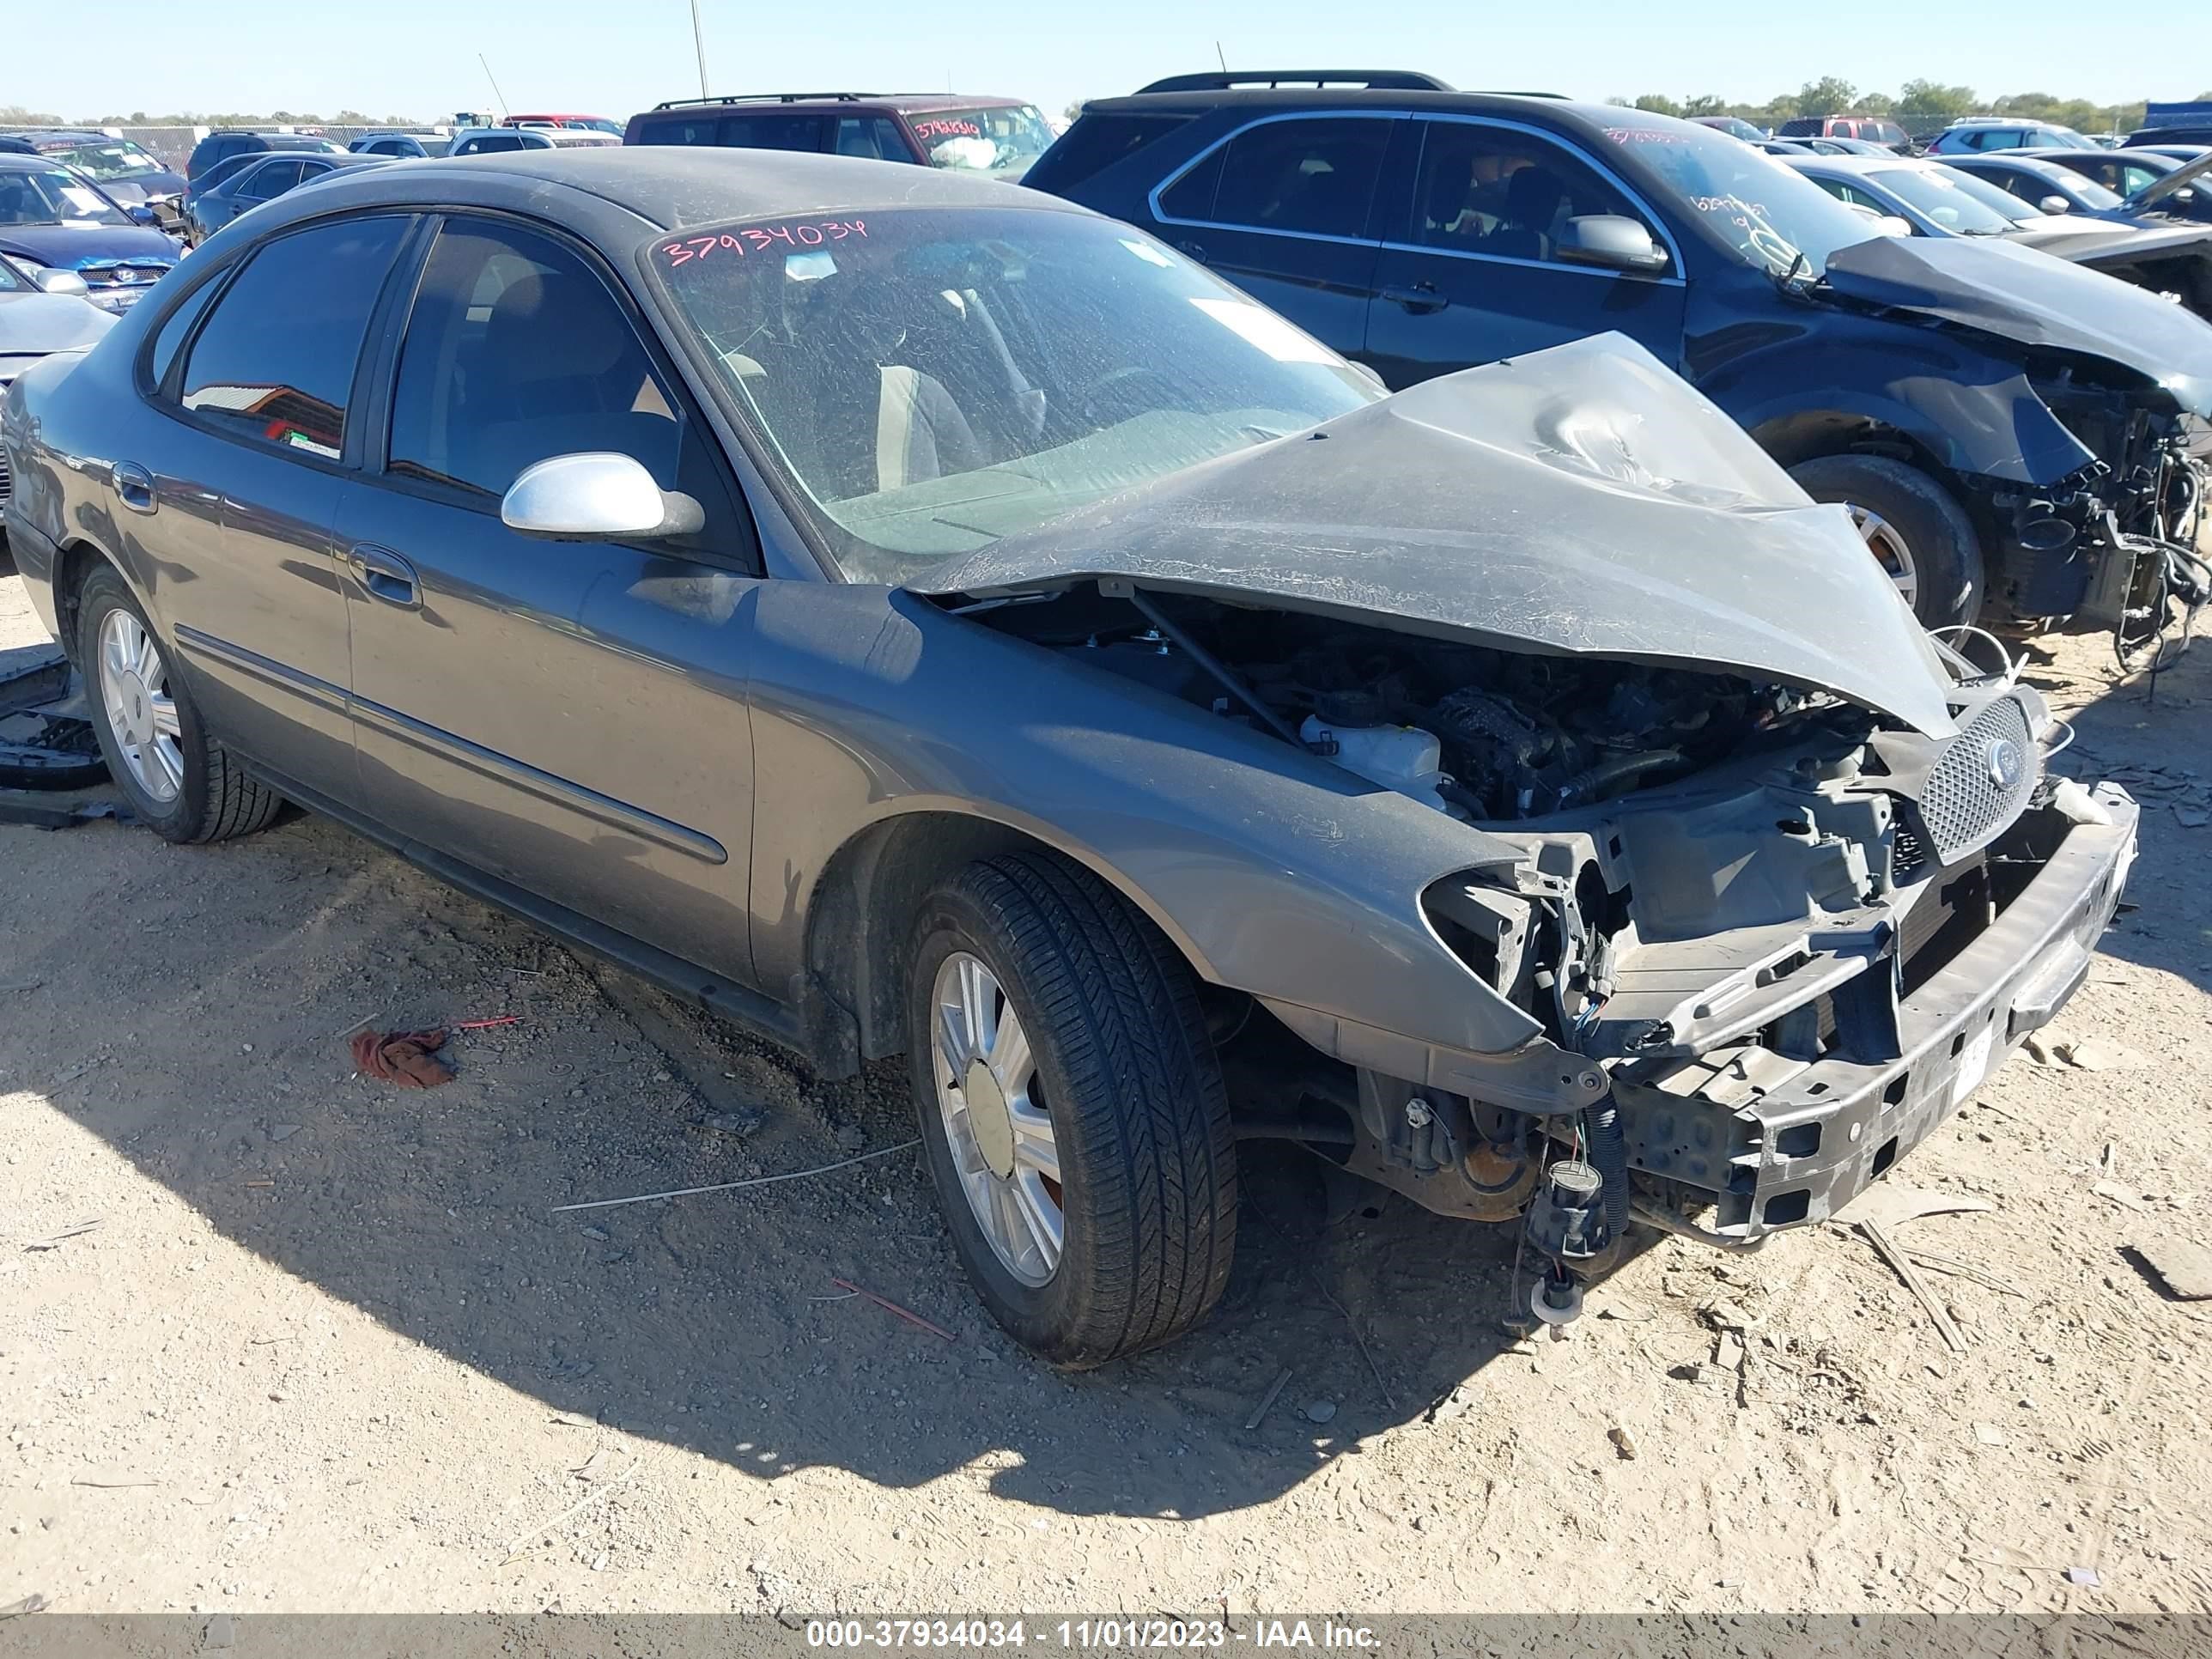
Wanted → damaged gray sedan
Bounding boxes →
[2,152,2137,1362]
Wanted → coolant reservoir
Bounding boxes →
[1300,715,1447,811]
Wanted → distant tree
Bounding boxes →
[0,103,64,124]
[1682,94,1729,117]
[1897,79,1978,119]
[332,109,369,125]
[1062,100,1085,125]
[1796,76,1857,117]
[130,110,148,123]
[1858,92,1895,117]
[1631,94,1684,118]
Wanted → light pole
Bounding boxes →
[689,0,709,99]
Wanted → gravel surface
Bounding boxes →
[4,555,2211,1617]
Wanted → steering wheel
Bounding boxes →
[1078,364,1178,425]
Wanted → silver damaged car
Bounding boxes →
[0,151,2138,1361]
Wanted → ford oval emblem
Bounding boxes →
[1985,737,2025,790]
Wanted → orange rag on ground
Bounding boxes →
[349,1027,453,1088]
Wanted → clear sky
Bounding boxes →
[9,3,2209,126]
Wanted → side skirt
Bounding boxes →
[243,760,815,1065]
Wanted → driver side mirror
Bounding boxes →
[501,452,705,541]
[1554,215,1669,274]
[2039,195,2073,215]
[32,267,89,297]
[126,204,158,226]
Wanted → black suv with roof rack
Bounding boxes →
[1027,70,2212,640]
[623,91,1057,180]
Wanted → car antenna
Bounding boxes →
[477,53,510,122]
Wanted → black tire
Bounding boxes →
[76,565,283,844]
[1789,454,1984,629]
[906,851,1238,1366]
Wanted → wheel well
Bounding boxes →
[801,813,1139,1076]
[1754,411,1949,480]
[50,539,109,663]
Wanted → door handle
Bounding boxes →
[347,544,420,609]
[112,462,157,516]
[1380,283,1448,315]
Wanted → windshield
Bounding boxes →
[914,106,1056,179]
[2043,126,2098,149]
[2051,169,2124,210]
[0,167,128,227]
[1710,118,1765,143]
[46,141,164,182]
[1602,118,1876,276]
[1869,167,2025,234]
[0,254,26,293]
[653,207,1376,578]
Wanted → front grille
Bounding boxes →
[1917,695,2036,866]
[77,260,173,291]
[0,442,11,508]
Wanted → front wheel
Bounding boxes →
[1789,454,1984,629]
[906,852,1238,1366]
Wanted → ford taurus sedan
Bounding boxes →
[0,150,2138,1362]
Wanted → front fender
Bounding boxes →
[1691,305,2094,486]
[746,584,1578,1084]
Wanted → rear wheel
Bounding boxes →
[77,566,283,843]
[907,851,1238,1365]
[1790,454,1984,628]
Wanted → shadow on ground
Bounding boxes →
[3,792,1666,1522]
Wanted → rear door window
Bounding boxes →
[175,216,409,459]
[717,113,832,152]
[238,159,304,200]
[1176,117,1393,239]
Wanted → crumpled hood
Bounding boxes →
[0,289,114,356]
[916,333,1959,738]
[1822,234,2212,416]
[0,222,182,270]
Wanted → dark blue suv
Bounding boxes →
[1030,71,2212,632]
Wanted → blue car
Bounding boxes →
[0,155,184,314]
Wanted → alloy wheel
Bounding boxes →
[929,951,1064,1286]
[96,609,185,804]
[1850,503,1919,610]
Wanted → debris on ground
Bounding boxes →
[1244,1368,1291,1430]
[347,1027,454,1088]
[2091,1182,2150,1212]
[831,1277,956,1342]
[21,1219,103,1252]
[550,1139,918,1214]
[1608,1425,1639,1460]
[1302,1399,1337,1425]
[2057,1039,2148,1073]
[1856,1219,1969,1354]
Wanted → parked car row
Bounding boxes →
[0,123,2155,1363]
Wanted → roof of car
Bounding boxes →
[0,154,69,173]
[1076,84,1630,131]
[258,146,1092,234]
[1782,154,1918,175]
[1942,152,2078,179]
[641,92,1030,115]
[20,130,116,144]
[2016,144,2168,166]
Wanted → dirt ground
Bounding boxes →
[4,551,2212,1622]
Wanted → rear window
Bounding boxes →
[634,112,831,151]
[1023,112,1196,192]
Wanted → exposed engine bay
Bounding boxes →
[973,580,2136,1325]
